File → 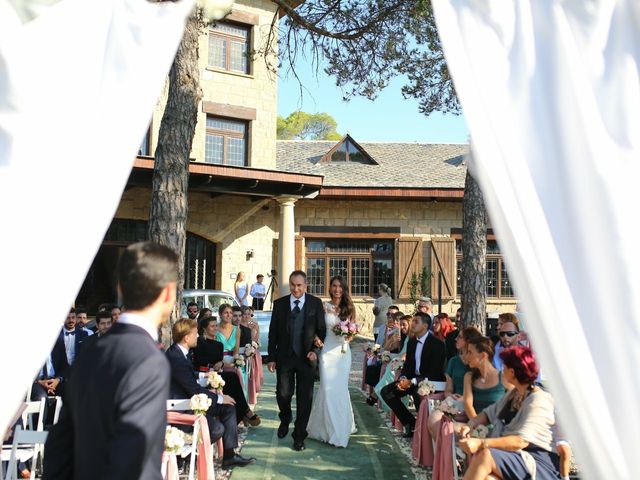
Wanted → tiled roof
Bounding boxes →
[276,139,468,188]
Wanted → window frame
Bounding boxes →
[207,22,251,75]
[305,239,394,298]
[455,239,515,299]
[205,116,248,166]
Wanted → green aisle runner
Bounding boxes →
[236,371,415,479]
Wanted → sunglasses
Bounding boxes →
[499,331,518,338]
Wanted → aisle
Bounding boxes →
[236,370,415,479]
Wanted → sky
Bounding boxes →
[277,60,469,144]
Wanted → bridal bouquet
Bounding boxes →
[332,319,361,353]
[233,354,246,368]
[164,426,185,453]
[417,379,436,397]
[207,370,225,393]
[244,343,256,358]
[439,396,463,419]
[190,393,212,415]
[380,351,392,363]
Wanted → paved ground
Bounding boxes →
[233,337,431,480]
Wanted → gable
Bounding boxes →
[320,134,378,165]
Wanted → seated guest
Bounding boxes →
[217,304,240,357]
[110,304,122,323]
[240,306,260,346]
[166,319,255,469]
[493,313,520,369]
[458,346,560,480]
[192,317,260,426]
[232,306,252,348]
[382,311,404,353]
[462,336,507,420]
[186,301,199,320]
[75,307,94,335]
[368,315,412,407]
[381,312,447,438]
[431,313,457,359]
[79,311,113,353]
[427,326,482,437]
[364,311,402,396]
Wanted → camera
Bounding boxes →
[268,269,277,276]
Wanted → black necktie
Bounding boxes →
[65,330,76,336]
[292,299,300,315]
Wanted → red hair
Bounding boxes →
[434,313,455,341]
[500,345,539,385]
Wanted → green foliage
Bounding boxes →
[277,111,342,140]
[409,272,420,305]
[409,267,432,305]
[420,266,432,297]
[274,0,460,116]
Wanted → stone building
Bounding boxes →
[76,0,517,331]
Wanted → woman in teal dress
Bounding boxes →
[215,303,249,398]
[463,336,509,419]
[373,315,412,412]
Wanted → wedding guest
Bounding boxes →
[459,346,560,480]
[416,297,433,319]
[382,311,404,353]
[186,301,199,320]
[216,304,240,358]
[190,317,260,427]
[44,242,177,478]
[249,274,266,310]
[463,336,507,420]
[427,326,482,437]
[381,312,447,438]
[196,307,212,335]
[364,309,401,394]
[232,305,252,348]
[166,319,255,468]
[79,311,114,353]
[372,283,393,343]
[75,307,94,335]
[110,304,121,323]
[48,309,89,397]
[494,316,520,371]
[432,313,456,359]
[240,306,260,345]
[234,271,249,306]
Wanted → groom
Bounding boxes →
[268,270,326,451]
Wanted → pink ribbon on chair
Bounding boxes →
[161,451,179,480]
[411,392,445,467]
[432,415,455,480]
[247,354,262,405]
[167,412,215,480]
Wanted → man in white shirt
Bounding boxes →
[75,307,94,336]
[250,274,266,310]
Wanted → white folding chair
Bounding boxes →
[21,400,46,433]
[2,426,48,480]
[166,399,203,480]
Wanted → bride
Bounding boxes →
[307,275,357,448]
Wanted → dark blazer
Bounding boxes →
[400,332,447,382]
[50,328,89,380]
[165,343,218,404]
[44,323,170,480]
[238,324,252,349]
[267,293,326,364]
[192,337,224,371]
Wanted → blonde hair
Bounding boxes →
[172,318,197,344]
[235,271,245,283]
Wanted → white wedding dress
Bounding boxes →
[307,303,357,447]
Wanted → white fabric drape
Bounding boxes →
[432,1,640,478]
[0,0,193,434]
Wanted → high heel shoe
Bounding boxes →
[366,396,377,406]
[243,413,261,427]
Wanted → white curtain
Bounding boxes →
[432,1,640,478]
[0,0,193,434]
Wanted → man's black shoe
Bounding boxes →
[402,425,414,438]
[277,422,289,439]
[292,441,305,451]
[221,454,256,468]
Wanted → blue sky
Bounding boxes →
[277,60,469,144]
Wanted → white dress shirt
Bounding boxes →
[412,330,430,384]
[177,343,222,404]
[290,293,306,311]
[63,329,76,365]
[250,282,266,298]
[118,312,159,341]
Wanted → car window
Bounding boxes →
[207,294,234,310]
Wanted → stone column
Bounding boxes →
[276,196,298,297]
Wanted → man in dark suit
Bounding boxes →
[165,318,255,469]
[44,242,178,480]
[381,311,447,438]
[267,270,326,451]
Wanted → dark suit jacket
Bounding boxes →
[192,337,224,371]
[238,324,252,349]
[400,332,447,382]
[165,343,219,404]
[43,323,170,480]
[50,328,89,380]
[267,293,326,364]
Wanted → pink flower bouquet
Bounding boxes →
[332,319,361,353]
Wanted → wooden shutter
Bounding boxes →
[430,237,456,300]
[295,237,303,271]
[395,238,423,299]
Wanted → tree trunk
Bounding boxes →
[148,13,202,348]
[461,169,487,333]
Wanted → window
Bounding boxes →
[305,240,393,297]
[138,127,151,156]
[320,134,377,164]
[208,22,250,74]
[205,116,248,166]
[455,240,514,298]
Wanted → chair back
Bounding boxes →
[4,426,48,480]
[166,399,192,411]
[22,399,46,432]
[51,397,63,425]
[165,399,199,480]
